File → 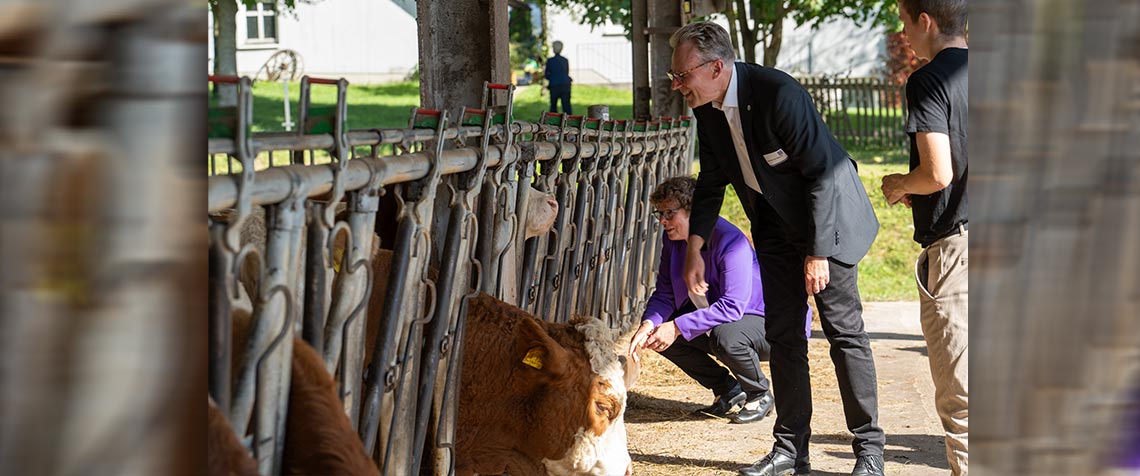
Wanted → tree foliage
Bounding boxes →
[540,0,901,66]
[541,0,631,37]
[510,4,544,71]
[883,31,925,86]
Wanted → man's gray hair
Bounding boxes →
[669,21,736,63]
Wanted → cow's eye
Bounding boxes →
[595,402,610,417]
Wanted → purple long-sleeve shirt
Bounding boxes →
[643,217,812,341]
[641,218,783,341]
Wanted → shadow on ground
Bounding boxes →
[630,453,743,473]
[812,329,927,342]
[632,452,855,476]
[815,432,949,471]
[625,391,725,424]
[899,345,930,356]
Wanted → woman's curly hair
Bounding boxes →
[650,176,696,210]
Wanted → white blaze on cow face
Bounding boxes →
[524,189,559,240]
[543,318,633,476]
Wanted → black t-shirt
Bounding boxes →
[906,47,968,246]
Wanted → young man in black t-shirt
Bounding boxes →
[880,1,968,474]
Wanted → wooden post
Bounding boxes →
[632,0,650,119]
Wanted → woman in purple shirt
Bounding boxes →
[629,176,809,424]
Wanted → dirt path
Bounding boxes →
[623,301,949,476]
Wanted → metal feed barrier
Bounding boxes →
[207,75,694,475]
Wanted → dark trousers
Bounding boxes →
[750,195,885,463]
[657,301,771,398]
[548,83,572,115]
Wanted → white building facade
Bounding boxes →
[208,2,884,85]
[208,0,419,83]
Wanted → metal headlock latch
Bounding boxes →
[359,105,450,475]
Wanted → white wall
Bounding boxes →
[776,17,887,78]
[546,5,631,84]
[544,6,886,84]
[207,2,883,84]
[209,0,419,84]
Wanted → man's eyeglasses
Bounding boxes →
[667,59,715,82]
[651,206,684,221]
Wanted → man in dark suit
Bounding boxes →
[668,21,885,476]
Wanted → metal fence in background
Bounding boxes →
[575,42,633,84]
[207,75,693,475]
[798,76,908,149]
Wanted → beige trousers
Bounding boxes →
[916,229,969,475]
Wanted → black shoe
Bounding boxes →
[731,392,773,424]
[738,451,804,476]
[698,386,746,417]
[851,454,884,476]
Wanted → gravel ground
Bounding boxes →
[622,301,950,476]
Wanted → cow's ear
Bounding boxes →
[515,317,569,378]
[617,354,640,390]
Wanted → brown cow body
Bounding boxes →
[455,293,632,476]
[213,187,630,475]
[208,397,259,476]
[213,289,380,476]
[359,250,634,475]
[282,335,379,476]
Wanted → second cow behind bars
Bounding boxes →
[215,185,636,475]
[364,249,637,476]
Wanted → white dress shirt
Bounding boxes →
[711,64,762,194]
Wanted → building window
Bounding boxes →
[243,1,278,45]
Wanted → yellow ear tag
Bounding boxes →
[522,348,544,369]
[332,247,344,273]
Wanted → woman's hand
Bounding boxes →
[645,321,680,352]
[628,321,654,364]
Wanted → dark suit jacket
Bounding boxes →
[690,62,878,266]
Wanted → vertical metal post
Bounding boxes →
[361,108,448,475]
[538,115,585,322]
[520,112,567,314]
[412,87,503,473]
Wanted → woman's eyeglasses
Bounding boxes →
[651,206,683,221]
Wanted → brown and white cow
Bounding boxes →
[524,190,559,240]
[208,396,259,476]
[454,293,633,476]
[208,336,379,476]
[216,286,380,476]
[214,186,632,475]
[281,334,380,476]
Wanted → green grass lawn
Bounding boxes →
[226,81,635,133]
[221,80,918,300]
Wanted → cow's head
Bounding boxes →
[513,315,633,476]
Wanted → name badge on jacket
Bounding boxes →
[763,148,788,166]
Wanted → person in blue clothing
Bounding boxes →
[544,40,572,114]
[628,176,811,425]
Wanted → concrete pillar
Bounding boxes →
[416,0,510,110]
[649,0,685,119]
[414,0,510,269]
[631,0,650,119]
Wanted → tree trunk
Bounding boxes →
[214,0,238,106]
[762,0,786,67]
[724,1,741,60]
[734,0,755,63]
[539,3,548,51]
